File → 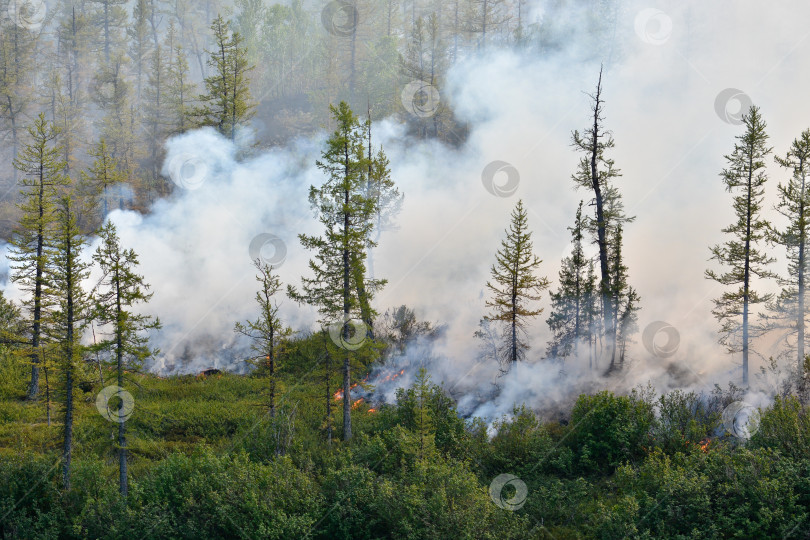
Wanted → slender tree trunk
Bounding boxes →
[590,68,615,369]
[63,234,75,491]
[268,325,275,418]
[28,182,46,400]
[104,2,110,63]
[116,275,128,497]
[798,168,806,379]
[342,148,352,441]
[43,355,50,427]
[325,338,332,445]
[742,153,753,387]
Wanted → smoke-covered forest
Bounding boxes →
[2,0,810,538]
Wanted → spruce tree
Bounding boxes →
[610,226,640,366]
[9,115,70,400]
[547,201,589,359]
[235,261,292,418]
[128,0,152,102]
[44,196,92,491]
[80,139,127,221]
[706,105,775,386]
[88,0,129,62]
[166,41,197,135]
[195,15,255,141]
[0,17,36,183]
[763,129,810,379]
[288,102,385,441]
[478,199,549,368]
[571,67,634,368]
[142,45,171,194]
[92,221,160,497]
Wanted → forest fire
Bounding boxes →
[332,367,408,403]
[698,438,711,452]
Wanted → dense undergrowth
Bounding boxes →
[1,336,810,539]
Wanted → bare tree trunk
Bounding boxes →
[589,67,616,370]
[798,167,807,379]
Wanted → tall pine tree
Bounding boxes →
[477,199,549,369]
[706,105,775,386]
[288,102,385,441]
[9,115,70,400]
[195,15,255,141]
[763,129,810,380]
[92,221,160,497]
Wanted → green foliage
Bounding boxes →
[653,389,719,454]
[477,199,549,368]
[195,15,255,141]
[706,105,776,384]
[568,390,655,474]
[751,395,810,459]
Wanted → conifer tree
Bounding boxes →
[478,199,549,369]
[0,18,36,184]
[582,260,600,369]
[45,196,92,491]
[571,67,634,368]
[128,0,152,102]
[92,221,160,497]
[9,115,70,400]
[93,54,139,173]
[80,139,127,221]
[195,15,255,141]
[763,129,810,379]
[547,201,589,359]
[610,226,640,366]
[397,368,436,462]
[88,0,129,62]
[235,261,292,418]
[706,105,775,386]
[288,102,385,441]
[142,45,171,192]
[166,41,196,135]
